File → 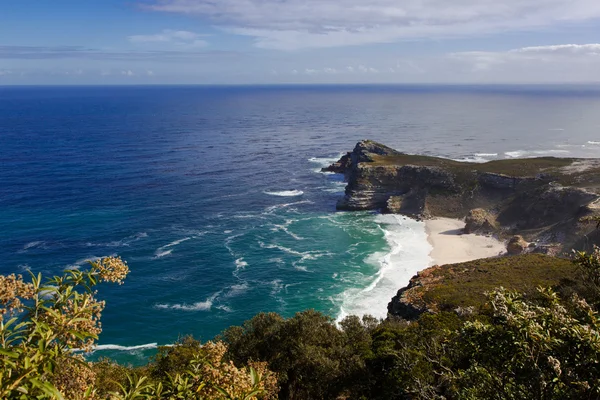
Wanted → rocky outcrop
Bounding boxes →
[322,152,352,174]
[464,208,497,234]
[388,254,577,320]
[325,140,600,251]
[337,164,457,212]
[506,235,529,255]
[387,266,444,320]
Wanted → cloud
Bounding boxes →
[128,29,209,48]
[511,43,600,55]
[144,0,600,50]
[0,45,240,61]
[449,43,600,80]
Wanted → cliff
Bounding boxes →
[324,140,600,252]
[387,254,576,320]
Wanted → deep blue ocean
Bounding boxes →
[2,84,600,364]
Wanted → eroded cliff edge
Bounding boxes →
[324,140,600,253]
[325,140,600,320]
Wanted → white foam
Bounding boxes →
[164,237,192,247]
[225,282,250,298]
[588,141,600,145]
[235,258,248,270]
[89,343,158,352]
[505,149,570,158]
[336,214,432,322]
[271,220,305,240]
[453,152,498,163]
[65,255,108,270]
[154,249,173,259]
[84,232,148,248]
[23,241,46,250]
[155,292,221,312]
[264,190,304,197]
[265,200,313,213]
[259,241,329,262]
[308,155,344,167]
[154,237,192,258]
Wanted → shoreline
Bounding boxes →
[425,217,505,266]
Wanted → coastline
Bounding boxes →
[425,217,505,266]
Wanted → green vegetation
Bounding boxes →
[2,250,600,399]
[419,254,577,312]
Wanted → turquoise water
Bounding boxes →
[3,85,600,364]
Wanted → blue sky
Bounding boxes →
[1,0,600,84]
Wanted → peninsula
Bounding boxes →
[324,140,600,319]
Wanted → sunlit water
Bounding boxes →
[2,85,600,363]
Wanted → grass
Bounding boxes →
[419,254,577,312]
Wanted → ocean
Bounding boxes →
[2,84,600,364]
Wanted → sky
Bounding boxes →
[1,0,600,84]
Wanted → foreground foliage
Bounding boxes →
[2,249,600,399]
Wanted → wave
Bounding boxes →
[265,200,313,213]
[84,232,148,248]
[224,282,250,298]
[270,220,305,240]
[23,241,46,250]
[264,190,304,197]
[235,258,248,270]
[155,291,221,312]
[154,249,173,259]
[308,155,344,173]
[153,237,192,258]
[335,214,432,322]
[65,255,112,270]
[163,237,192,247]
[308,155,343,167]
[258,241,329,261]
[588,141,600,145]
[453,152,498,163]
[89,343,158,352]
[505,149,570,158]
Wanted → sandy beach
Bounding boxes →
[425,217,505,266]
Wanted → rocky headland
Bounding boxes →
[324,140,600,319]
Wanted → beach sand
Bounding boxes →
[425,217,505,266]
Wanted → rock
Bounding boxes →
[507,235,529,255]
[321,152,352,174]
[384,191,430,218]
[326,140,600,252]
[531,244,562,257]
[464,208,497,234]
[388,266,444,320]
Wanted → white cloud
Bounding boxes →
[121,70,135,76]
[128,29,209,48]
[358,65,379,73]
[0,69,12,76]
[511,43,600,55]
[449,43,600,80]
[145,0,600,50]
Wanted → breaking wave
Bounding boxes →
[264,190,304,197]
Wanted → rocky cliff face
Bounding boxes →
[326,140,600,321]
[325,140,600,252]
